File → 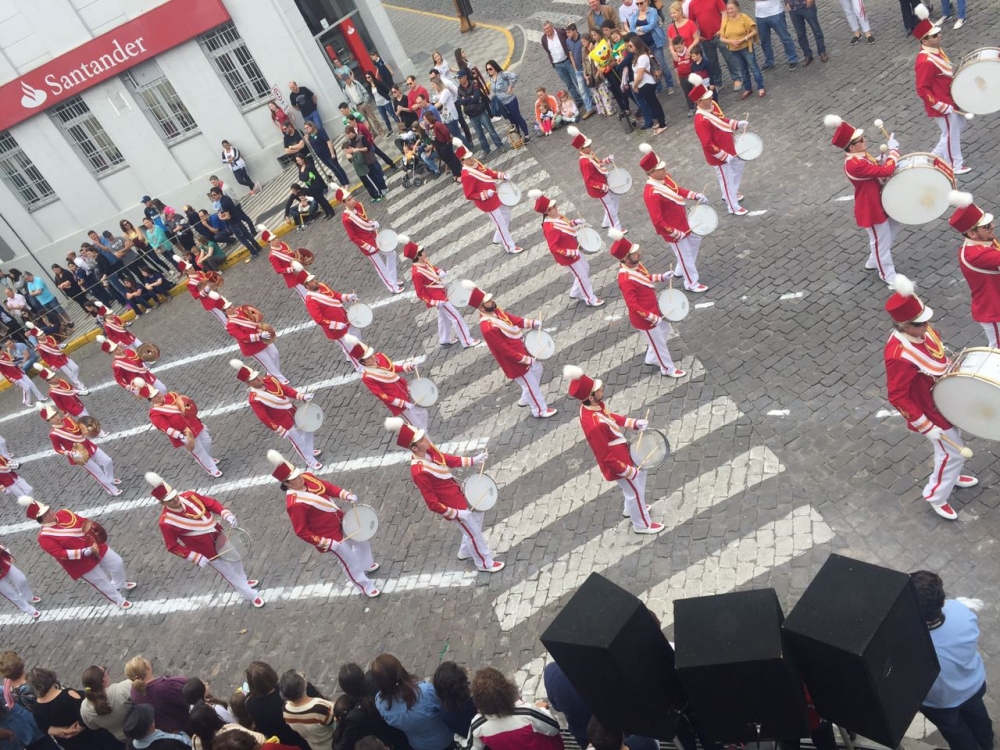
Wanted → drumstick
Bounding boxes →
[939,434,974,458]
[741,112,749,135]
[873,118,891,139]
[634,408,652,452]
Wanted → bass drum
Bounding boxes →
[952,48,1000,115]
[881,152,956,225]
[342,504,379,542]
[687,204,719,237]
[463,474,498,511]
[577,226,602,254]
[607,167,633,195]
[932,347,1000,440]
[629,429,671,471]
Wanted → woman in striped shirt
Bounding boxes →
[466,668,564,750]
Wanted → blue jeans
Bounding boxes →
[468,110,504,152]
[445,120,472,150]
[573,69,595,111]
[732,47,765,91]
[314,150,349,186]
[921,682,994,750]
[756,12,800,66]
[377,102,396,133]
[652,45,675,91]
[552,59,584,107]
[302,110,323,130]
[789,4,826,57]
[501,97,530,137]
[941,0,966,16]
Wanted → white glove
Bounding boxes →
[573,219,586,227]
[82,547,93,557]
[887,135,900,151]
[197,555,210,568]
[346,293,359,302]
[345,492,358,503]
[260,331,272,341]
[443,507,459,520]
[439,269,448,278]
[484,189,496,199]
[302,393,314,402]
[400,401,414,411]
[276,426,287,437]
[635,419,649,431]
[696,193,709,204]
[318,536,337,552]
[724,152,737,163]
[531,319,542,330]
[328,320,345,331]
[925,426,944,442]
[372,220,380,229]
[501,173,511,182]
[472,451,489,465]
[647,314,662,326]
[606,154,615,163]
[456,509,473,522]
[225,514,238,528]
[736,120,749,129]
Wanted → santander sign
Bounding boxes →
[0,0,230,131]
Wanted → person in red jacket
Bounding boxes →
[690,75,749,217]
[464,281,556,418]
[638,143,709,294]
[912,5,968,175]
[884,275,977,521]
[97,336,168,395]
[99,305,143,349]
[0,351,46,407]
[402,236,479,348]
[263,230,308,301]
[269,450,381,598]
[147,472,263,607]
[230,359,322,469]
[385,418,502,573]
[178,258,227,326]
[40,404,121,496]
[20,496,135,608]
[34,366,104,429]
[951,198,1000,346]
[136,381,220,477]
[530,190,605,308]
[610,231,686,378]
[459,144,524,255]
[568,126,621,230]
[221,297,288,384]
[298,266,363,371]
[0,544,41,619]
[344,334,428,430]
[0,454,32,498]
[25,322,87,391]
[825,114,899,285]
[336,188,403,294]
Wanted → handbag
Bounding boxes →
[489,95,504,118]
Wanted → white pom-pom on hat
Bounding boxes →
[145,472,164,487]
[873,118,884,129]
[397,234,410,245]
[229,359,245,371]
[95,335,106,344]
[915,3,929,20]
[342,333,361,348]
[688,73,704,87]
[608,228,626,240]
[208,291,220,300]
[17,496,33,507]
[460,279,477,291]
[267,449,287,466]
[563,365,584,380]
[892,275,916,297]
[131,377,147,390]
[949,190,973,208]
[384,416,404,431]
[566,125,581,137]
[451,137,463,149]
[638,143,654,155]
[291,261,304,272]
[528,189,543,200]
[823,114,843,129]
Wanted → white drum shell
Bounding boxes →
[578,227,602,253]
[629,429,670,471]
[463,474,499,511]
[734,131,763,161]
[347,303,373,328]
[933,347,1000,440]
[657,288,690,322]
[687,204,719,237]
[410,377,439,407]
[376,230,398,254]
[952,48,1000,115]
[881,153,954,225]
[524,329,556,360]
[294,402,325,433]
[607,168,633,195]
[497,182,522,206]
[447,280,474,307]
[342,504,380,542]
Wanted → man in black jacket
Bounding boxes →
[209,188,260,261]
[456,69,505,156]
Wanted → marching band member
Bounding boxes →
[610,231,686,378]
[268,450,382,598]
[913,4,969,175]
[100,306,144,349]
[0,351,46,407]
[230,359,322,470]
[530,189,605,308]
[384,419,503,573]
[297,264,364,372]
[402,236,479,348]
[690,75,750,217]
[179,258,227,327]
[343,334,428,430]
[950,195,1000,346]
[263,230,309,301]
[884,276,977,521]
[221,297,289,384]
[825,115,899,285]
[0,435,17,467]
[459,142,524,255]
[97,337,168,395]
[464,281,556,418]
[337,187,403,294]
[25,322,88,392]
[146,472,264,608]
[568,126,621,230]
[0,544,41,619]
[564,366,665,535]
[134,380,221,478]
[0,455,32,498]
[40,404,121,496]
[19,496,135,609]
[33,366,104,432]
[639,143,709,294]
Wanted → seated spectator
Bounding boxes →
[196,210,234,246]
[534,88,560,132]
[467,667,563,749]
[138,268,171,305]
[80,665,133,743]
[372,653,452,750]
[126,656,191,735]
[279,671,334,750]
[212,729,299,750]
[189,703,261,750]
[296,195,319,230]
[121,704,190,750]
[4,338,38,373]
[193,236,226,273]
[27,667,123,750]
[557,90,580,122]
[244,661,322,750]
[431,662,476,738]
[34,312,67,342]
[182,679,234,725]
[332,663,411,750]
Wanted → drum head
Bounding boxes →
[497,181,522,206]
[347,303,373,328]
[342,504,379,542]
[578,227,602,253]
[933,349,1000,440]
[215,527,252,562]
[734,131,763,161]
[447,280,474,306]
[294,402,325,433]
[657,288,690,322]
[410,377,439,407]
[376,230,398,254]
[524,329,556,360]
[629,429,671,471]
[953,49,1000,115]
[687,204,719,236]
[79,416,101,438]
[137,343,161,363]
[607,168,633,195]
[464,474,498,511]
[882,155,954,225]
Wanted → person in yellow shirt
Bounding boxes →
[719,0,766,98]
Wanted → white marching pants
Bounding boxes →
[151,378,168,395]
[981,322,1000,348]
[2,477,32,498]
[131,336,144,349]
[328,540,378,596]
[714,159,745,214]
[838,0,870,32]
[0,565,37,615]
[60,359,86,390]
[487,205,517,252]
[210,308,228,326]
[514,360,549,416]
[252,344,288,384]
[642,320,677,375]
[402,405,429,430]
[285,427,320,469]
[335,328,363,371]
[189,429,217,475]
[598,191,622,229]
[923,427,966,508]
[669,234,703,290]
[293,284,307,302]
[865,218,898,283]
[0,436,9,459]
[933,113,965,171]
[83,448,117,494]
[617,469,655,531]
[15,378,44,407]
[436,302,476,347]
[80,547,129,605]
[453,511,496,570]
[566,257,600,305]
[366,252,400,293]
[208,556,258,602]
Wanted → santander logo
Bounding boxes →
[20,81,46,109]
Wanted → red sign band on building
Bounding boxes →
[0,0,231,131]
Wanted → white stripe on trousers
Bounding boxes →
[668,234,702,289]
[2,477,32,498]
[0,436,8,459]
[83,448,117,494]
[982,322,1000,348]
[285,427,320,468]
[0,564,36,615]
[617,469,654,530]
[514,360,548,416]
[366,252,399,292]
[598,191,622,229]
[566,256,599,305]
[79,547,128,605]
[437,302,475,346]
[293,285,307,302]
[60,359,86,390]
[402,405,429,430]
[933,112,965,171]
[15,378,43,406]
[924,427,966,507]
[487,205,516,252]
[865,219,898,282]
[714,158,745,214]
[838,0,870,31]
[328,540,377,596]
[454,511,495,569]
[642,319,677,375]
[208,556,258,601]
[189,429,217,475]
[210,309,228,326]
[252,344,287,383]
[151,378,168,395]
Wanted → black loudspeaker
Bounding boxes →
[540,572,684,740]
[674,589,809,742]
[783,554,940,748]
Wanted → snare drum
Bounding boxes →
[607,168,633,195]
[347,302,373,328]
[447,280,473,307]
[952,48,1000,115]
[734,131,763,161]
[376,229,398,254]
[657,288,690,322]
[524,329,556,360]
[881,152,956,225]
[578,226,602,254]
[410,377,439,407]
[932,347,1000,439]
[294,402,325,433]
[629,429,671,471]
[687,204,719,236]
[342,504,379,542]
[497,181,521,206]
[463,474,498,511]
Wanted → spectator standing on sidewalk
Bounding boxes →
[142,218,178,272]
[289,81,322,130]
[786,0,828,64]
[24,272,71,328]
[282,123,309,160]
[541,21,593,115]
[83,246,129,307]
[456,70,504,156]
[302,121,350,187]
[565,24,599,117]
[366,72,397,135]
[720,0,767,98]
[52,263,90,314]
[209,187,262,262]
[431,76,472,150]
[689,0,742,90]
[294,155,337,218]
[221,141,261,195]
[370,51,395,88]
[67,251,115,309]
[486,60,531,142]
[101,230,145,282]
[631,2,676,94]
[392,85,418,132]
[348,114,395,176]
[756,0,801,70]
[344,74,384,138]
[269,101,291,131]
[841,0,876,43]
[587,0,619,32]
[344,132,383,201]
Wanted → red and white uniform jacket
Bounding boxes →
[36,335,69,369]
[0,456,22,488]
[618,263,667,331]
[103,314,138,348]
[48,377,85,417]
[49,416,96,464]
[286,473,350,551]
[304,283,351,340]
[694,102,738,166]
[844,153,896,229]
[159,492,230,562]
[112,350,154,391]
[186,272,208,301]
[959,239,1000,323]
[37,509,105,579]
[149,393,205,448]
[269,243,307,288]
[0,548,11,578]
[579,153,610,198]
[884,326,951,433]
[0,357,23,382]
[581,402,640,480]
[411,262,449,308]
[915,47,955,117]
[480,309,531,379]
[361,353,412,415]
[226,313,270,356]
[342,204,379,256]
[410,446,473,514]
[248,377,304,432]
[542,216,581,267]
[461,161,502,212]
[643,176,696,241]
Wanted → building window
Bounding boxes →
[122,62,199,142]
[200,22,269,109]
[50,97,126,175]
[0,133,57,211]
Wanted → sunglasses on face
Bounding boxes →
[926,32,941,38]
[909,320,929,327]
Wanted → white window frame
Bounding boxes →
[50,97,126,176]
[199,22,270,110]
[122,65,199,143]
[0,132,57,211]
